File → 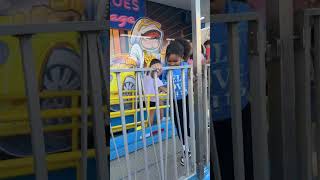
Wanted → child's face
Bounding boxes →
[167,54,182,66]
[151,63,163,77]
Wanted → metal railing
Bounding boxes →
[203,64,210,166]
[0,20,108,180]
[294,8,320,180]
[110,66,197,180]
[210,12,269,180]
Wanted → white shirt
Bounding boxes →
[143,75,164,102]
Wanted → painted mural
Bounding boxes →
[110,17,166,109]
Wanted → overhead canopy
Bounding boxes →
[147,0,210,23]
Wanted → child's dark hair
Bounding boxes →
[165,41,184,60]
[204,40,210,46]
[175,38,191,60]
[149,59,161,67]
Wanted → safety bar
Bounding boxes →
[0,21,107,35]
[294,8,320,180]
[0,21,109,180]
[203,64,210,165]
[110,66,196,180]
[211,12,269,180]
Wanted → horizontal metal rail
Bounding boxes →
[0,21,108,36]
[211,12,259,23]
[110,66,192,73]
[0,150,97,179]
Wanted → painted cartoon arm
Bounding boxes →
[130,44,144,68]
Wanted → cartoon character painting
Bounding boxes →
[110,17,164,111]
[129,18,163,68]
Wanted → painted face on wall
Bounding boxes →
[139,25,162,51]
[130,18,163,53]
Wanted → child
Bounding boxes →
[143,59,166,126]
[162,40,190,166]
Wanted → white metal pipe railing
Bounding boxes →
[228,22,246,180]
[295,9,320,180]
[191,0,205,178]
[314,14,320,180]
[203,64,210,165]
[110,66,196,179]
[116,72,132,180]
[137,72,150,180]
[80,33,88,180]
[19,34,48,180]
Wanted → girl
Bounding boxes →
[162,41,191,166]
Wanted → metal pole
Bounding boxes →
[80,33,88,180]
[87,32,108,180]
[203,64,209,165]
[154,72,165,180]
[294,12,313,180]
[266,0,297,178]
[248,20,270,180]
[116,72,132,180]
[188,67,196,171]
[169,70,179,180]
[181,68,190,174]
[191,0,205,178]
[19,35,48,180]
[313,15,320,180]
[137,72,150,180]
[164,70,171,179]
[228,22,245,180]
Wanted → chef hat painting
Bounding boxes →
[130,17,163,52]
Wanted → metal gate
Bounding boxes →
[109,66,197,180]
[0,5,109,180]
[210,12,269,180]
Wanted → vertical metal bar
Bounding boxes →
[210,117,222,180]
[110,126,124,178]
[164,70,170,179]
[314,16,320,180]
[19,35,48,180]
[137,72,150,180]
[96,0,106,22]
[141,74,161,177]
[228,22,245,180]
[169,70,179,180]
[80,33,88,180]
[154,72,165,180]
[116,72,132,180]
[191,0,205,178]
[267,0,297,178]
[279,0,297,179]
[134,73,139,180]
[294,13,313,180]
[208,60,222,180]
[181,68,190,174]
[188,67,196,171]
[87,33,108,180]
[203,64,209,165]
[248,20,270,180]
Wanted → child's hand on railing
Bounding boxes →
[158,86,167,94]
